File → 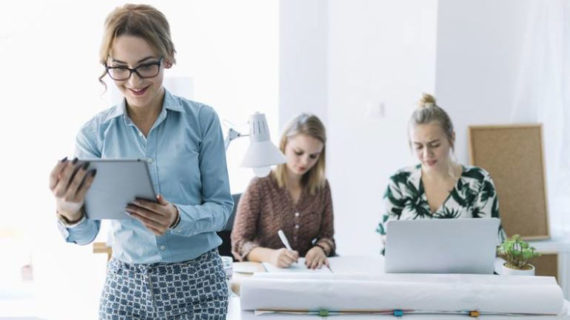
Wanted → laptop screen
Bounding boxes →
[384,218,500,274]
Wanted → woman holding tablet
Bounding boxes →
[231,114,335,269]
[377,94,506,253]
[48,4,232,319]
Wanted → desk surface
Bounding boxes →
[229,256,569,319]
[231,256,385,295]
[227,296,570,320]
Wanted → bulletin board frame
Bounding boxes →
[468,124,550,240]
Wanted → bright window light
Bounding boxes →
[0,1,277,319]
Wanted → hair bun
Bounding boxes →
[418,93,436,108]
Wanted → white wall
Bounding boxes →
[327,0,437,255]
[436,0,570,238]
[281,0,561,255]
[435,0,532,163]
[280,0,438,255]
[279,0,328,129]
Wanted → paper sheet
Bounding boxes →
[262,258,332,273]
[240,273,564,316]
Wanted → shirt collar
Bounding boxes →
[103,88,184,122]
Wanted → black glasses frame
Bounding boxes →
[105,57,164,81]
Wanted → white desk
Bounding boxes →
[229,256,569,319]
[228,296,570,320]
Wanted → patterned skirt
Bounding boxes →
[99,249,228,320]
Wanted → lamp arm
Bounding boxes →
[224,128,248,150]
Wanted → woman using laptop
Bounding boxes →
[377,94,506,252]
[48,4,232,318]
[231,114,336,269]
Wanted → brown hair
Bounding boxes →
[98,4,176,86]
[409,93,455,148]
[273,113,327,195]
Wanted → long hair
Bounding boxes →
[273,113,327,195]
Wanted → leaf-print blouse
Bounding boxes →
[377,164,506,250]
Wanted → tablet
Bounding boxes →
[82,159,156,220]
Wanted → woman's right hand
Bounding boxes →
[270,248,299,268]
[49,158,97,222]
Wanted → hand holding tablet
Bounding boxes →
[49,157,97,224]
[126,194,180,236]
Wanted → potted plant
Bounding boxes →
[496,234,540,276]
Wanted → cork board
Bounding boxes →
[530,252,559,283]
[468,125,549,240]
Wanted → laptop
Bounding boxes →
[384,218,499,274]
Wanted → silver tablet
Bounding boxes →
[82,159,156,220]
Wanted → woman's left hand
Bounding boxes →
[126,194,179,236]
[304,246,329,269]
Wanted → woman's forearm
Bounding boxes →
[246,247,275,263]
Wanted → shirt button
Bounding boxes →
[139,132,143,137]
[147,158,153,163]
[295,212,300,217]
[295,224,299,229]
[160,245,166,250]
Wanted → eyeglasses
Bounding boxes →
[105,57,163,81]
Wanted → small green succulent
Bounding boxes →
[496,234,540,270]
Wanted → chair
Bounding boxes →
[217,193,241,260]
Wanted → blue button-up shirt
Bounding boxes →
[58,89,233,264]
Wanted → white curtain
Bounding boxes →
[511,0,570,236]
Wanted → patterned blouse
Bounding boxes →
[231,174,335,261]
[377,165,506,249]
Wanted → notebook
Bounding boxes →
[384,218,500,274]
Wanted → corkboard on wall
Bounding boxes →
[468,124,549,240]
[530,252,559,283]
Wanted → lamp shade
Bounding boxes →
[240,113,286,168]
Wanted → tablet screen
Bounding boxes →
[82,159,156,220]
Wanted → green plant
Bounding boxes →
[497,234,541,270]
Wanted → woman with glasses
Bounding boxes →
[48,4,232,319]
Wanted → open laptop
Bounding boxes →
[384,218,500,274]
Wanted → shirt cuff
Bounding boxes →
[169,205,182,229]
[57,213,87,228]
[239,241,260,261]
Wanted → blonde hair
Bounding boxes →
[273,114,327,195]
[98,4,176,86]
[409,93,455,148]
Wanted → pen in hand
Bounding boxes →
[277,229,293,250]
[275,229,299,267]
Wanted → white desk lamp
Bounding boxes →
[225,112,285,177]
